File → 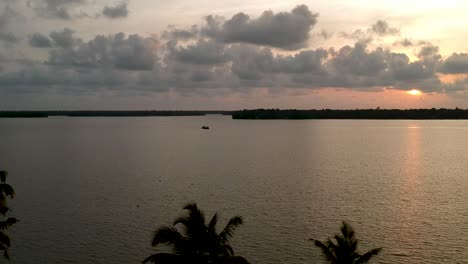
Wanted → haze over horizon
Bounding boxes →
[2,0,468,110]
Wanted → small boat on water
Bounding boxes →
[202,126,210,130]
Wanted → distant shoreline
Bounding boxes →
[0,111,233,118]
[232,108,468,120]
[3,109,468,119]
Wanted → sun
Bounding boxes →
[406,89,422,96]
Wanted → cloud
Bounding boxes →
[0,32,18,43]
[29,0,86,19]
[418,44,439,58]
[162,25,199,41]
[48,32,157,71]
[49,28,80,48]
[167,39,227,65]
[102,2,128,19]
[341,20,399,43]
[202,5,318,50]
[371,20,399,36]
[0,4,19,43]
[2,4,468,101]
[393,38,413,47]
[29,33,52,47]
[438,53,468,74]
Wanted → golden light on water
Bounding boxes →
[406,89,422,96]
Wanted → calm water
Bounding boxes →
[1,116,468,264]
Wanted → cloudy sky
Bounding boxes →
[1,0,468,110]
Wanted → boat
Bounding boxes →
[202,126,210,130]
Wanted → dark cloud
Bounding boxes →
[2,4,468,100]
[371,20,399,36]
[29,33,52,47]
[0,32,18,43]
[167,39,227,65]
[341,20,399,44]
[418,44,439,58]
[340,29,373,44]
[393,38,413,47]
[102,3,128,19]
[0,4,19,44]
[203,5,318,50]
[28,0,86,19]
[223,42,442,91]
[48,32,157,71]
[162,25,199,40]
[438,53,468,74]
[49,28,80,48]
[318,29,333,40]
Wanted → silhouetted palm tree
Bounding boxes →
[0,171,18,260]
[311,221,381,264]
[143,203,247,264]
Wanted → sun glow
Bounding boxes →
[406,89,422,96]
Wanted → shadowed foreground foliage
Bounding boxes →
[311,221,381,264]
[0,171,18,260]
[144,203,249,264]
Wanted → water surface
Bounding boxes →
[1,116,467,264]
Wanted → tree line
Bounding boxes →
[232,108,468,119]
[143,203,381,264]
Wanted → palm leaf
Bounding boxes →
[0,218,18,231]
[354,248,382,264]
[208,213,218,233]
[0,172,7,183]
[218,216,243,244]
[311,239,337,263]
[0,184,15,198]
[218,244,234,256]
[0,232,10,247]
[152,226,183,247]
[183,203,206,225]
[142,253,158,263]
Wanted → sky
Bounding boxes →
[1,0,468,110]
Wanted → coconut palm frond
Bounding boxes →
[218,216,243,243]
[152,226,183,247]
[312,222,382,264]
[0,172,7,183]
[183,203,206,225]
[208,213,218,232]
[146,203,245,262]
[354,248,382,264]
[0,232,10,247]
[311,239,337,263]
[0,184,14,198]
[0,218,18,231]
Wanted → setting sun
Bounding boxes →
[406,89,423,96]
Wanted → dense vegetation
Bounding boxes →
[232,108,468,119]
[0,111,233,118]
[0,112,48,118]
[144,204,382,264]
[0,171,18,259]
[311,221,381,264]
[144,203,248,264]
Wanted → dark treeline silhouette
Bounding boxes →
[144,203,249,264]
[0,112,48,118]
[232,108,468,120]
[145,204,382,264]
[311,221,381,264]
[0,171,18,260]
[0,111,234,118]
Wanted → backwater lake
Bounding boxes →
[1,116,467,264]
